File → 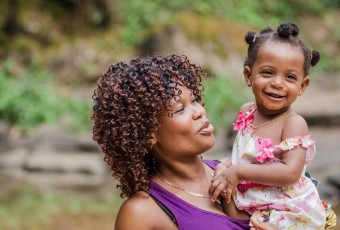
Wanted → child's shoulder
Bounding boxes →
[285,112,307,126]
[239,102,255,113]
[283,112,309,138]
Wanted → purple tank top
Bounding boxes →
[149,160,250,230]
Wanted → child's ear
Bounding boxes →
[299,76,310,96]
[243,66,252,87]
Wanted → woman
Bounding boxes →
[92,54,276,229]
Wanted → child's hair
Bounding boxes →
[244,22,320,76]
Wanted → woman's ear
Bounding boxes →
[299,76,310,96]
[149,133,157,148]
[243,66,252,87]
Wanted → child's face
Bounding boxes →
[243,41,309,114]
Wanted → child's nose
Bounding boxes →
[270,75,284,88]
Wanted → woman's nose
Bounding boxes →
[192,103,205,119]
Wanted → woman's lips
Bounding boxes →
[198,121,214,135]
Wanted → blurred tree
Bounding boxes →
[1,0,51,45]
[45,0,116,32]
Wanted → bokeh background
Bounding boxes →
[0,0,339,229]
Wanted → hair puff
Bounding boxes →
[277,22,299,38]
[260,27,273,35]
[311,50,320,66]
[245,31,256,44]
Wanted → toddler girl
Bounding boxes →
[210,22,331,229]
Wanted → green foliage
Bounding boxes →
[203,75,245,131]
[0,61,91,132]
[116,0,340,45]
[0,186,60,229]
[0,185,122,230]
[116,0,229,45]
[2,0,340,130]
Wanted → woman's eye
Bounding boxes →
[174,106,184,114]
[191,98,198,104]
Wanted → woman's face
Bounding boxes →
[151,85,215,160]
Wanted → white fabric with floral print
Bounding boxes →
[231,103,326,229]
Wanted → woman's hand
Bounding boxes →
[250,216,280,230]
[209,162,239,203]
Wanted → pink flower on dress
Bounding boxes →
[248,202,260,213]
[295,177,306,189]
[233,111,254,132]
[255,138,274,163]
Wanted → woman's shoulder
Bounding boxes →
[120,191,153,212]
[115,192,155,228]
[115,191,176,229]
[115,192,153,228]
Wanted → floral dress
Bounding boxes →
[232,103,326,229]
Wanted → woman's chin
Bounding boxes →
[202,136,215,152]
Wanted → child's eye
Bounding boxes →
[261,70,273,76]
[286,74,297,80]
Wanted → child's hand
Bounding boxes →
[209,163,239,203]
[250,216,280,230]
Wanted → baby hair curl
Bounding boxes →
[92,54,205,198]
[244,22,320,75]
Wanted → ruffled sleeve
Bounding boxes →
[275,135,316,164]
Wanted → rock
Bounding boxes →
[22,125,100,154]
[22,152,107,175]
[328,174,340,191]
[138,22,247,77]
[294,74,340,120]
[0,122,12,152]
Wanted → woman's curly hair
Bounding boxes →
[92,54,205,198]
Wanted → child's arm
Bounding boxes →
[210,114,309,202]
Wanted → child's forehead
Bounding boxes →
[255,42,305,68]
[257,41,304,58]
[262,40,300,51]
